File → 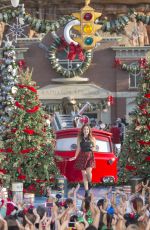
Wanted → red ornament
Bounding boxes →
[35,179,47,183]
[142,109,148,115]
[15,101,25,110]
[17,84,37,93]
[27,184,36,192]
[17,167,22,174]
[23,128,35,135]
[107,95,114,106]
[26,105,39,113]
[0,169,7,174]
[139,104,146,110]
[144,93,150,98]
[20,148,36,154]
[5,148,13,153]
[145,156,150,161]
[0,149,5,153]
[27,86,37,93]
[147,125,150,130]
[125,165,137,171]
[18,174,26,180]
[11,128,17,133]
[138,140,150,145]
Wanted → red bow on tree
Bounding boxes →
[67,42,85,61]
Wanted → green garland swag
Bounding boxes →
[1,8,150,34]
[121,63,141,73]
[0,9,74,33]
[49,38,92,78]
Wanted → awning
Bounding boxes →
[37,83,111,100]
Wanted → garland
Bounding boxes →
[15,101,40,113]
[99,14,130,33]
[114,58,147,73]
[17,84,37,93]
[0,9,74,33]
[49,38,92,78]
[1,8,150,35]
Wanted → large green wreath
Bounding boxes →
[49,38,92,78]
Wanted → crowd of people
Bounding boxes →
[0,181,150,230]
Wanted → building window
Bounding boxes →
[129,62,142,88]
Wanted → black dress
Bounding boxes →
[75,137,96,170]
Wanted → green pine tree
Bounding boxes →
[119,60,150,183]
[1,69,59,194]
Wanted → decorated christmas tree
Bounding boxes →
[119,59,150,183]
[0,40,18,140]
[0,69,59,194]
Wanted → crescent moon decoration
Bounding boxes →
[49,38,92,78]
[64,19,80,45]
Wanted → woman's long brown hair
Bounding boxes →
[78,124,93,141]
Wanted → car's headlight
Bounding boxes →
[103,176,115,183]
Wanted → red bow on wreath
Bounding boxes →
[67,42,85,61]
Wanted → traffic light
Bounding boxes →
[72,0,102,50]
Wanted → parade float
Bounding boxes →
[53,102,118,184]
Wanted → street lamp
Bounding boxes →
[11,0,20,8]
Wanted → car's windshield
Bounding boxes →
[55,137,111,152]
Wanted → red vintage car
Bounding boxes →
[55,128,118,184]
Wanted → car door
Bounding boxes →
[92,135,118,183]
[55,135,83,182]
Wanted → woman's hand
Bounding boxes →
[68,157,76,161]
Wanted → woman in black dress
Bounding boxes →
[69,124,96,196]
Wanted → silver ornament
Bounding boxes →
[11,86,18,94]
[12,68,17,76]
[5,59,12,65]
[7,65,13,72]
[5,86,12,92]
[3,75,14,81]
[5,106,14,114]
[8,50,15,57]
[0,96,4,101]
[0,126,6,133]
[8,81,15,86]
[6,95,14,101]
